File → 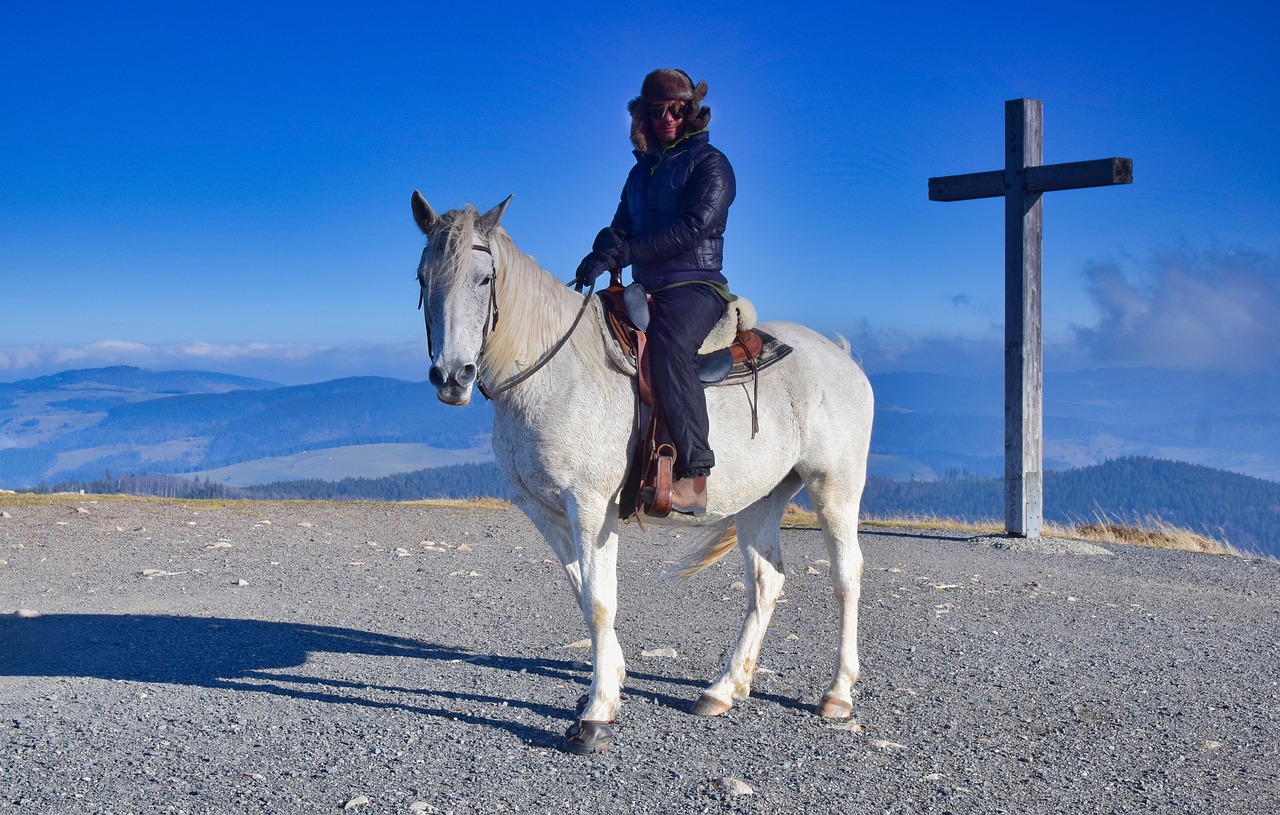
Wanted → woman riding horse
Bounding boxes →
[576,68,735,516]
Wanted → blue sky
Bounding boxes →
[2,1,1277,384]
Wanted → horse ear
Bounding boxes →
[478,194,514,233]
[411,190,438,234]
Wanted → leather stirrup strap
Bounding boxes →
[634,330,652,407]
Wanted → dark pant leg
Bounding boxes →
[645,284,726,479]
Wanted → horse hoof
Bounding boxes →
[816,694,853,719]
[574,692,626,723]
[690,693,732,717]
[564,720,614,755]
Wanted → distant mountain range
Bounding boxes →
[6,365,1277,558]
[0,366,493,486]
[2,364,1277,489]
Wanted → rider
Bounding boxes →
[576,68,736,516]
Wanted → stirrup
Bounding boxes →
[637,445,675,518]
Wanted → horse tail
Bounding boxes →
[830,331,863,369]
[665,518,738,583]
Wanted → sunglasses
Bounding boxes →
[648,101,690,120]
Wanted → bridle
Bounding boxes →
[419,243,598,401]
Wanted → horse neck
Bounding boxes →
[481,237,611,400]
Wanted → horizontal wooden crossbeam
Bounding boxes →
[928,157,1133,201]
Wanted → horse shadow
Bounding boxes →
[1,613,815,744]
[0,612,600,747]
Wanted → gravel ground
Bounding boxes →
[2,496,1278,814]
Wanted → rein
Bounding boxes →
[421,243,597,401]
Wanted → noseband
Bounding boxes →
[419,243,597,401]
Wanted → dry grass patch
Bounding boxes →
[1073,516,1240,556]
[0,492,512,513]
[780,503,1246,558]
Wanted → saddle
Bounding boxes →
[596,282,793,520]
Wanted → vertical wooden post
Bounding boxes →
[929,100,1131,539]
[1004,99,1043,538]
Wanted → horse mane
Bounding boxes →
[433,205,608,389]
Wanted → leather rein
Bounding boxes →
[419,243,598,401]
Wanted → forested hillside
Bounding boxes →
[861,457,1280,557]
[35,456,1279,559]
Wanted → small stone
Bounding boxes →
[76,507,90,514]
[729,581,746,591]
[869,738,906,752]
[806,566,821,575]
[255,520,272,526]
[207,541,233,549]
[394,548,411,557]
[409,804,434,813]
[710,777,753,796]
[236,579,249,587]
[15,608,41,618]
[561,638,591,649]
[139,569,185,579]
[641,647,678,658]
[343,795,370,810]
[786,633,799,641]
[0,511,11,518]
[244,772,266,781]
[456,543,472,552]
[298,522,314,528]
[828,720,864,732]
[1200,740,1224,751]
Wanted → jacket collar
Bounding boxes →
[634,128,709,162]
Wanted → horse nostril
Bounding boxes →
[458,364,477,386]
[428,365,447,388]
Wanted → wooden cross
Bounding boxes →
[928,99,1132,538]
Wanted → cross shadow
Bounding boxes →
[872,529,992,544]
[0,613,593,747]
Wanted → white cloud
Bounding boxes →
[1070,246,1280,372]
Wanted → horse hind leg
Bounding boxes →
[801,469,867,719]
[692,472,802,717]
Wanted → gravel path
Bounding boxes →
[2,496,1278,814]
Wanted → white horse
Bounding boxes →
[411,193,874,754]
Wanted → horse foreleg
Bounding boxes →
[521,499,583,605]
[566,502,626,752]
[693,475,799,716]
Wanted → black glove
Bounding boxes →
[592,228,632,269]
[575,251,610,289]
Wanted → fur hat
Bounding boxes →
[626,68,711,153]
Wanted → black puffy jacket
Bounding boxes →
[610,130,736,291]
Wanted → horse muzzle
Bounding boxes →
[429,362,477,406]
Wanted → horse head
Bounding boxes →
[411,191,513,405]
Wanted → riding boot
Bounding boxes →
[670,476,708,516]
